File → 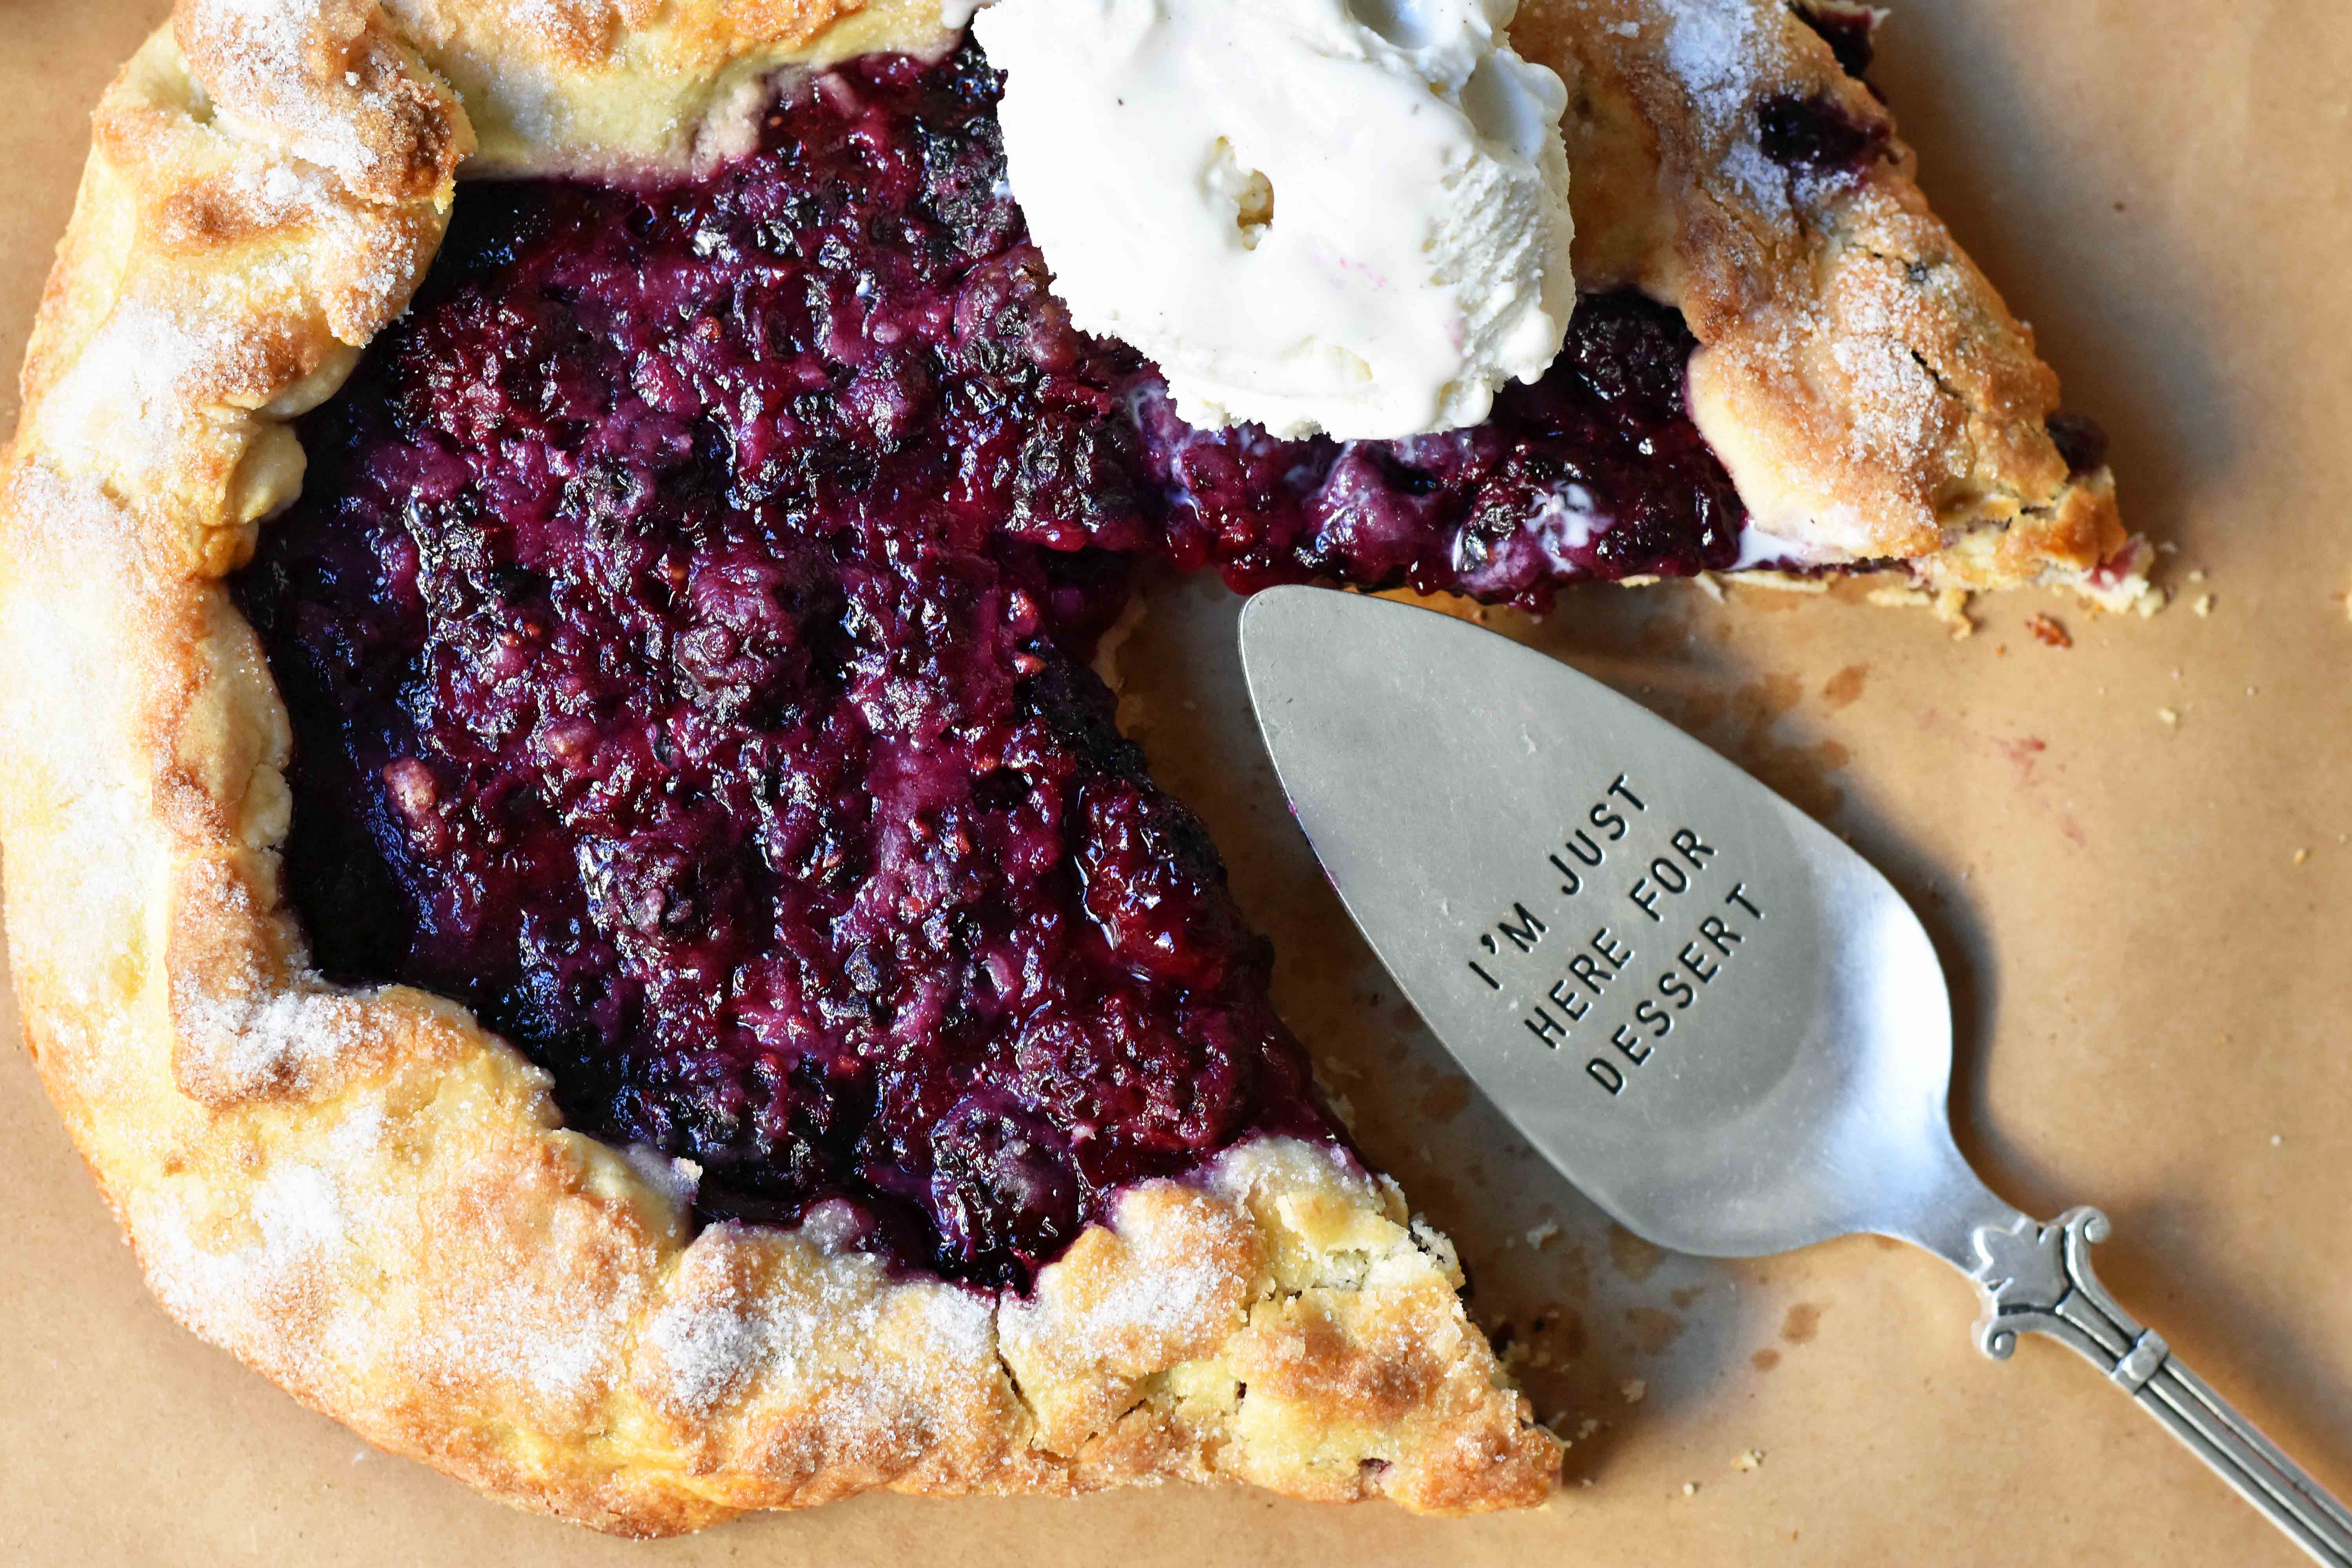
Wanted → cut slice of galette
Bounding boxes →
[0,0,2136,1535]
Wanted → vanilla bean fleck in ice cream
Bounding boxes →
[973,0,1576,440]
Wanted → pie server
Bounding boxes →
[1237,584,2351,1563]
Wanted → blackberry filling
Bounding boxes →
[235,42,1749,1287]
[1756,91,1893,175]
[2045,412,2111,481]
[1793,1,1881,83]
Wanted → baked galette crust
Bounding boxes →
[1,0,2134,1536]
[1519,0,2132,595]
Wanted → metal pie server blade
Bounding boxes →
[1238,584,2351,1564]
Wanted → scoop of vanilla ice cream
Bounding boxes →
[971,0,1575,441]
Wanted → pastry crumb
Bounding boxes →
[2294,848,2310,865]
[2157,707,2180,726]
[2186,568,2207,583]
[1935,588,1975,636]
[1682,1481,1700,1496]
[2193,593,2216,616]
[1744,571,1829,594]
[2025,612,2071,648]
[2272,1134,2285,1147]
[1865,583,1973,634]
[1620,1377,1647,1405]
[1733,1449,1765,1472]
[1526,1220,1561,1250]
[1692,571,1726,602]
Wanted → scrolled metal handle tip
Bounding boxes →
[1970,1208,2352,1567]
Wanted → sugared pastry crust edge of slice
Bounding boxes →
[1519,0,2142,607]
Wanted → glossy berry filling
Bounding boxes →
[236,42,1747,1287]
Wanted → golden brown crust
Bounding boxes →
[1520,0,2136,595]
[372,0,965,172]
[175,0,471,204]
[2,0,2145,1535]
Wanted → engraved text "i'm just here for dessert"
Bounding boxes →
[1459,773,1770,1100]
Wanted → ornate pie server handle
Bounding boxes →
[1969,1208,2352,1566]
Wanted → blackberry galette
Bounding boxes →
[0,0,2134,1534]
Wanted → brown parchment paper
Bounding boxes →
[4,2,2348,1562]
